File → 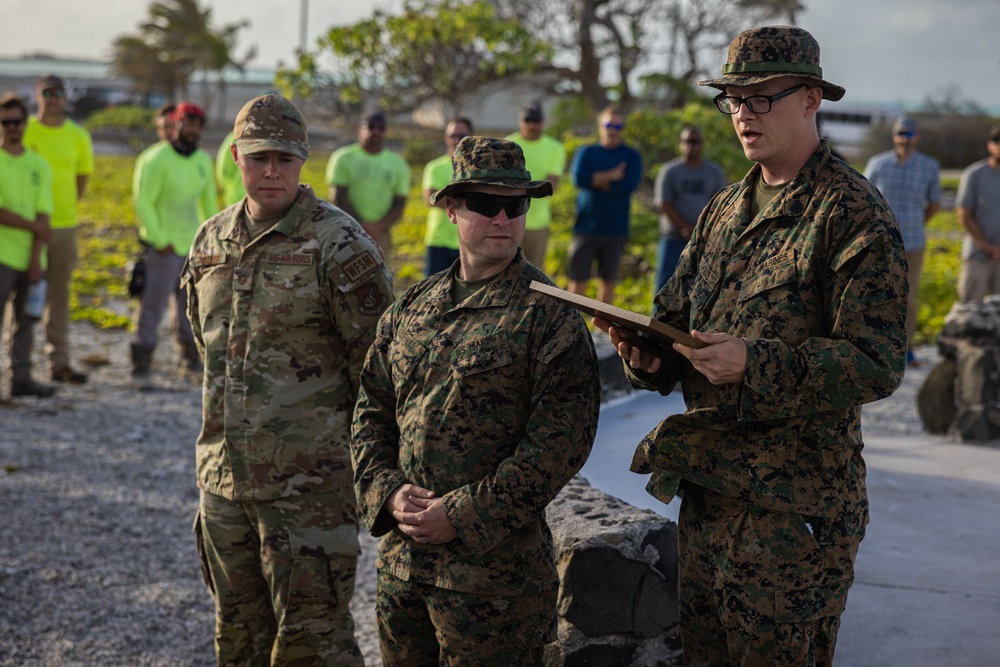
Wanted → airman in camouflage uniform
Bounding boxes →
[596,27,909,666]
[351,137,601,666]
[182,94,393,666]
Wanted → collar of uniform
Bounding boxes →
[426,249,528,313]
[219,185,312,242]
[740,140,831,230]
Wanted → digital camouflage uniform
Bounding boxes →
[183,94,393,666]
[352,139,600,666]
[624,27,910,667]
[628,140,908,665]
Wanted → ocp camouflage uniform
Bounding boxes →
[183,183,393,666]
[351,251,601,666]
[628,142,908,665]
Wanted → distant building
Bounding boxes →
[0,54,278,124]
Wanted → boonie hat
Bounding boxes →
[233,94,309,161]
[520,100,544,121]
[892,116,919,134]
[430,137,553,205]
[699,26,845,102]
[36,74,64,91]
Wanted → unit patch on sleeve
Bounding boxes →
[342,250,379,284]
[354,283,387,316]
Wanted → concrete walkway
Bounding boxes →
[579,391,1000,666]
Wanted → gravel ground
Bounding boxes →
[0,318,938,666]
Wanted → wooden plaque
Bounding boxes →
[529,281,706,353]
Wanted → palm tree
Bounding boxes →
[111,0,255,115]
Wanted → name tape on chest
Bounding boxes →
[264,253,314,266]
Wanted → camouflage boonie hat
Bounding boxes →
[699,26,845,102]
[233,94,309,160]
[430,136,553,204]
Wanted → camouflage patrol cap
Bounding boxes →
[430,136,553,205]
[699,26,845,102]
[232,94,309,160]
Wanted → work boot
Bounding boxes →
[52,367,88,384]
[178,340,203,383]
[131,343,154,389]
[11,378,56,398]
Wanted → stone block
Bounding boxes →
[926,302,1000,442]
[916,356,956,434]
[545,477,682,667]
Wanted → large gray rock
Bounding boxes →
[922,299,1000,442]
[545,477,682,667]
[916,355,956,434]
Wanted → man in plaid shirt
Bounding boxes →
[865,115,941,367]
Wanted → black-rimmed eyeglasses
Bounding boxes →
[713,84,807,115]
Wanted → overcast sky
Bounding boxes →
[3,0,999,111]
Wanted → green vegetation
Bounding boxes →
[918,209,963,343]
[73,140,963,344]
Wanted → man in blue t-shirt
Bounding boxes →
[568,106,642,304]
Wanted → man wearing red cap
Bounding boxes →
[130,101,217,384]
[23,74,94,385]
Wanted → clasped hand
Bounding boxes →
[387,483,458,545]
[592,317,747,385]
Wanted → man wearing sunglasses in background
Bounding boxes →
[352,137,600,666]
[864,115,941,368]
[596,27,908,665]
[507,100,566,272]
[652,125,726,297]
[567,106,642,305]
[0,93,55,399]
[421,117,474,276]
[23,75,94,386]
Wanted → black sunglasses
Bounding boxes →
[1,118,25,127]
[456,192,531,218]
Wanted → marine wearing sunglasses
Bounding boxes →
[453,192,531,218]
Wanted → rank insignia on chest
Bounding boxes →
[234,267,253,292]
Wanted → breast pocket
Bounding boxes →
[689,259,721,314]
[738,256,808,339]
[188,255,232,348]
[451,336,522,421]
